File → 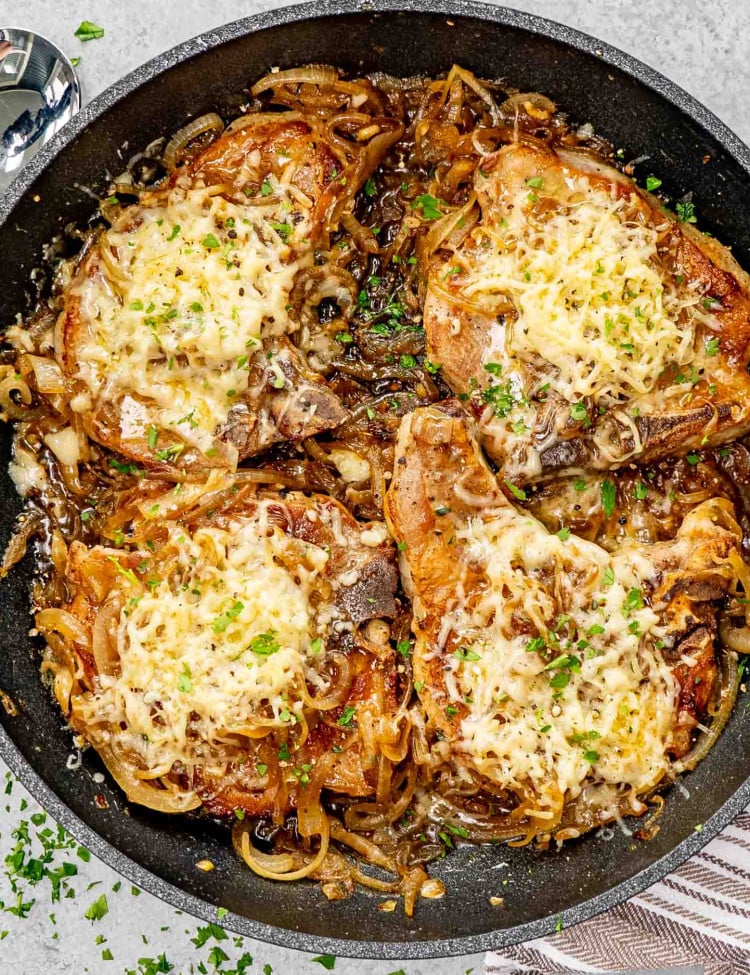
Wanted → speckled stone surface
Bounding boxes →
[0,2,748,973]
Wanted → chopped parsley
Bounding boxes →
[269,221,292,241]
[191,922,228,948]
[503,480,526,501]
[166,224,180,241]
[600,479,617,518]
[504,480,527,501]
[645,175,662,191]
[247,631,280,656]
[84,893,108,921]
[623,588,644,615]
[705,336,720,357]
[212,601,244,634]
[544,654,578,672]
[549,672,571,690]
[525,176,544,189]
[569,402,590,426]
[105,556,140,588]
[454,647,481,662]
[676,200,697,224]
[337,706,357,727]
[412,194,443,220]
[482,377,527,418]
[201,233,220,249]
[74,21,104,41]
[311,956,336,970]
[396,640,412,658]
[556,526,571,541]
[632,482,649,501]
[260,180,274,196]
[177,664,193,694]
[364,177,377,197]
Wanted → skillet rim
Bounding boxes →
[1,0,750,959]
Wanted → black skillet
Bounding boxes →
[1,0,749,960]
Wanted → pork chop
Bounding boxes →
[384,402,742,836]
[57,118,349,472]
[423,142,750,484]
[44,476,400,821]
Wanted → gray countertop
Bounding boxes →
[0,2,748,973]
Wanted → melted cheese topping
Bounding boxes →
[444,512,680,818]
[92,506,333,774]
[71,180,312,454]
[459,176,699,404]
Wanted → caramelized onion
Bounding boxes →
[673,647,740,774]
[99,746,201,813]
[162,113,225,171]
[251,66,340,96]
[36,608,91,648]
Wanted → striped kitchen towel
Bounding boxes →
[485,807,750,975]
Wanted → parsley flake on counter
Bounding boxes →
[312,955,336,970]
[74,21,104,42]
[84,893,108,921]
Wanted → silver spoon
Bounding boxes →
[0,27,80,192]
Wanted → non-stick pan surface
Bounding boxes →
[1,1,749,959]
